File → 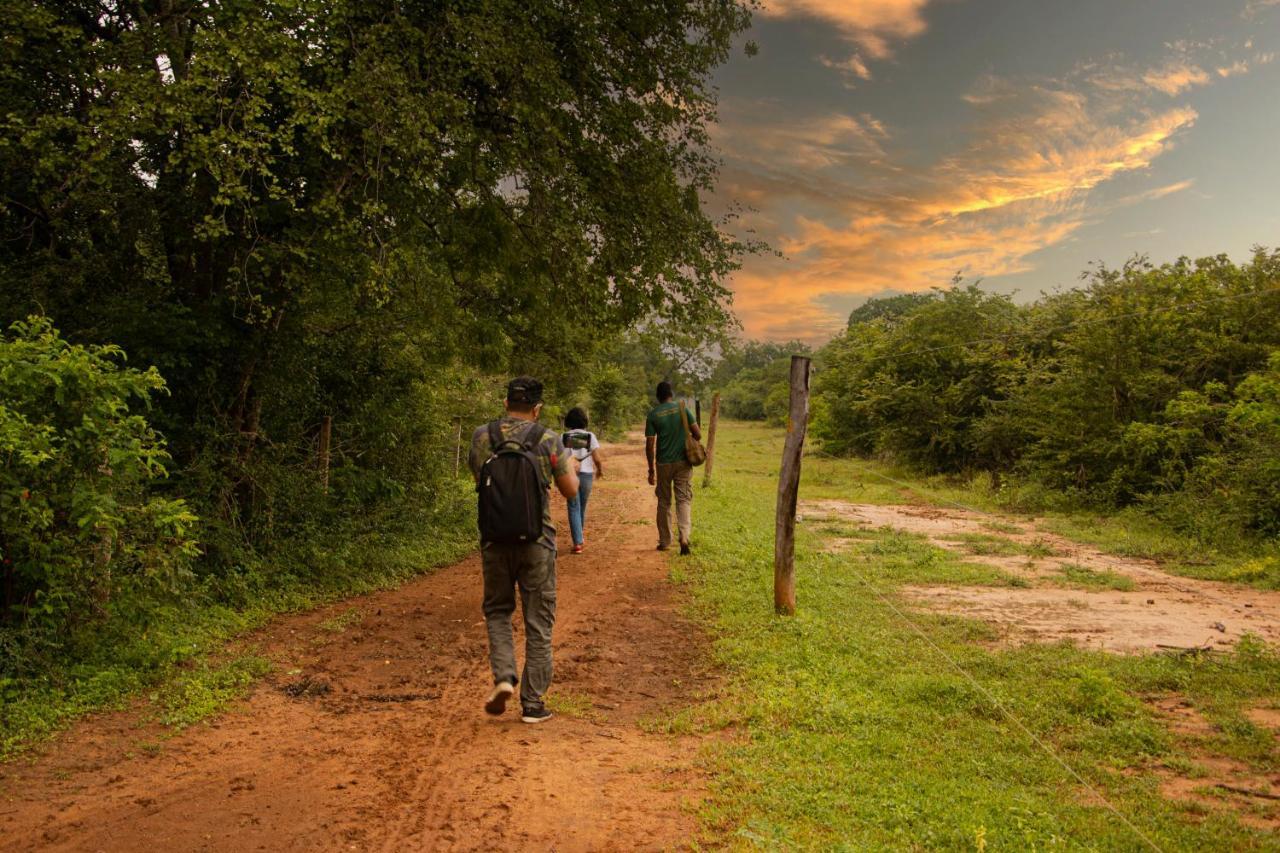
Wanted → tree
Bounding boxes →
[815,285,1024,470]
[0,317,196,650]
[1,0,756,552]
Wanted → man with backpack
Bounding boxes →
[645,381,701,556]
[468,376,578,724]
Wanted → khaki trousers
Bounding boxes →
[655,461,693,547]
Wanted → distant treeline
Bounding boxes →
[811,251,1280,544]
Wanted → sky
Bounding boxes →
[709,0,1280,342]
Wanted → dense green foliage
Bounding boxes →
[0,318,197,647]
[675,422,1279,848]
[710,338,810,423]
[0,0,753,745]
[814,251,1280,545]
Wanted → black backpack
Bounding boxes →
[477,421,549,544]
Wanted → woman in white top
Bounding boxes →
[562,407,604,554]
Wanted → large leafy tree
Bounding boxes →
[1,0,753,537]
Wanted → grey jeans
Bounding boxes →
[480,542,557,712]
[655,461,693,547]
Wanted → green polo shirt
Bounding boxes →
[645,401,692,465]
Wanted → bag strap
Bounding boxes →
[523,423,550,491]
[486,421,550,488]
[521,422,546,452]
[678,401,691,438]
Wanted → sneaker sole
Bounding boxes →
[521,712,554,724]
[484,683,514,716]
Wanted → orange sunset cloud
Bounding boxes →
[711,34,1276,341]
[760,0,931,58]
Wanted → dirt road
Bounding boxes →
[0,434,714,852]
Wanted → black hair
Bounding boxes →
[565,406,589,430]
[656,380,673,401]
[506,375,543,411]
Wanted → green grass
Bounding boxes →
[852,530,1025,589]
[318,608,366,633]
[156,654,273,728]
[1054,563,1138,592]
[948,533,1026,557]
[673,421,1280,850]
[0,482,476,758]
[546,688,605,722]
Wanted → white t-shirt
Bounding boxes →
[562,429,600,475]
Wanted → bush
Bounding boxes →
[811,250,1280,545]
[0,318,197,661]
[587,365,631,437]
[1158,352,1280,540]
[814,284,1023,470]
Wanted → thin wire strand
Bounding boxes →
[840,560,1165,852]
[837,284,1280,367]
[800,449,1167,849]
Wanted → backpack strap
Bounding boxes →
[522,423,550,491]
[522,422,546,452]
[485,420,549,486]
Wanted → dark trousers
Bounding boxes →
[480,542,557,711]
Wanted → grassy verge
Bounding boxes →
[0,484,475,758]
[673,421,1280,849]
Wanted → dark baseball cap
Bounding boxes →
[506,376,543,405]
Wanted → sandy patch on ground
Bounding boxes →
[800,500,1280,653]
[901,586,1274,653]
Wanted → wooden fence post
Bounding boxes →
[454,418,463,476]
[318,415,332,494]
[702,392,721,488]
[774,356,811,615]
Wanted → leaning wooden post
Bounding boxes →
[774,356,811,615]
[702,392,721,488]
[318,415,332,494]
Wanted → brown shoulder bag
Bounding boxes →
[679,401,707,467]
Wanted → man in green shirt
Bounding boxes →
[645,381,701,555]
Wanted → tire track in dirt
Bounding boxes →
[0,433,715,852]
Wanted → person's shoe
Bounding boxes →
[484,681,515,716]
[679,541,691,556]
[572,543,583,554]
[521,707,554,724]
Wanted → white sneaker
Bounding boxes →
[484,681,514,715]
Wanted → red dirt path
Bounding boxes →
[0,434,714,852]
